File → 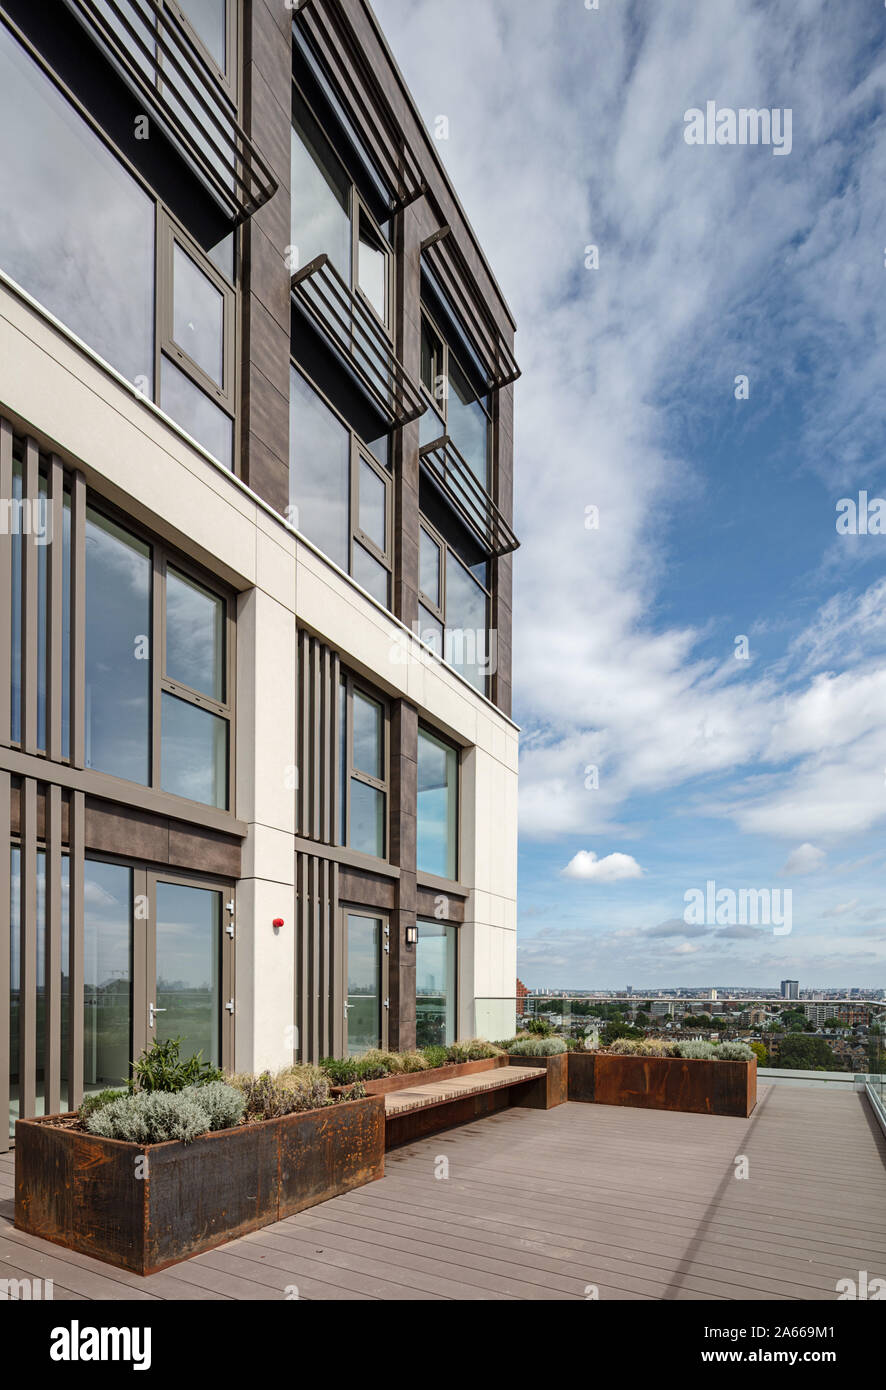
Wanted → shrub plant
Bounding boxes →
[130,1036,223,1093]
[507,1036,567,1056]
[714,1041,755,1061]
[83,1088,240,1144]
[229,1065,333,1119]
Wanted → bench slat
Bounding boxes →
[383,1066,544,1117]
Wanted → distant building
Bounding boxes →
[781,980,800,1000]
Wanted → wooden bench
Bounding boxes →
[381,1064,552,1148]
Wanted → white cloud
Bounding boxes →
[562,850,644,883]
[781,843,826,876]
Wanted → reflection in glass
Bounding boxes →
[420,527,441,607]
[156,883,221,1067]
[447,357,489,486]
[352,542,388,607]
[10,849,72,1132]
[161,693,228,808]
[358,219,387,320]
[358,459,386,552]
[417,728,458,880]
[446,556,488,695]
[10,457,21,743]
[85,509,152,786]
[62,490,71,760]
[9,847,19,1137]
[418,604,444,658]
[346,914,381,1055]
[178,0,227,70]
[352,690,382,779]
[173,243,224,386]
[166,567,225,700]
[161,355,233,469]
[289,367,350,570]
[0,24,155,390]
[290,103,351,280]
[416,921,457,1048]
[350,779,385,858]
[84,861,133,1095]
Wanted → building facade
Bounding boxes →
[0,0,519,1149]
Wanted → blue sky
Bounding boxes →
[374,0,886,989]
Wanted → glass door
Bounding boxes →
[83,860,134,1096]
[148,878,232,1068]
[416,921,457,1048]
[343,911,387,1056]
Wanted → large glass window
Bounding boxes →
[345,912,385,1055]
[177,0,228,73]
[289,367,392,604]
[339,676,387,860]
[155,881,222,1067]
[85,509,152,786]
[417,728,459,881]
[416,921,457,1048]
[418,518,492,696]
[84,860,134,1096]
[419,309,491,487]
[0,23,236,468]
[291,96,352,282]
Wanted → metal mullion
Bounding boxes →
[0,770,10,1148]
[151,549,163,791]
[222,885,234,1069]
[319,643,331,843]
[159,676,230,720]
[47,456,65,763]
[68,791,85,1111]
[331,651,341,849]
[45,784,63,1116]
[70,473,86,770]
[0,421,12,745]
[310,640,321,842]
[133,867,150,1064]
[21,440,39,755]
[19,778,37,1121]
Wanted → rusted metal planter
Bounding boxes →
[569,1053,756,1117]
[14,1094,385,1276]
[506,1053,568,1109]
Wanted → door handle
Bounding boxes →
[148,1004,166,1028]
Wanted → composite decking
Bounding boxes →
[1,1084,884,1300]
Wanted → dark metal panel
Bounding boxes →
[20,777,38,1120]
[69,472,86,771]
[0,421,12,745]
[21,440,39,755]
[310,638,321,842]
[68,790,85,1111]
[47,457,65,763]
[44,784,63,1117]
[0,770,10,1150]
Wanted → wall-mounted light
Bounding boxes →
[405,924,418,947]
[272,917,285,931]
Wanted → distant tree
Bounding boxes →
[777,1034,837,1071]
[634,1011,650,1028]
[602,1023,643,1045]
[823,1018,841,1030]
[803,1019,817,1032]
[749,1041,768,1067]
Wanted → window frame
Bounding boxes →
[415,917,458,1048]
[417,514,492,696]
[340,904,390,1054]
[166,0,240,105]
[158,210,237,416]
[0,15,240,472]
[84,492,237,812]
[339,671,389,862]
[290,362,393,604]
[416,723,460,884]
[419,304,493,486]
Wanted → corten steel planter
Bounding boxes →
[14,1094,385,1276]
[506,1053,568,1109]
[573,1054,756,1117]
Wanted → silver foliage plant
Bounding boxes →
[84,1082,244,1144]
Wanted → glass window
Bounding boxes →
[447,356,489,485]
[416,921,457,1048]
[358,458,386,553]
[420,527,441,608]
[352,544,388,606]
[155,882,222,1066]
[85,509,152,786]
[10,455,21,745]
[353,690,383,779]
[418,604,444,657]
[161,355,233,470]
[446,555,489,696]
[349,779,385,858]
[0,24,155,392]
[345,913,382,1055]
[421,318,443,401]
[9,845,19,1137]
[358,215,387,321]
[161,693,228,808]
[290,102,351,281]
[289,367,350,571]
[83,861,133,1096]
[177,0,227,71]
[166,566,225,700]
[173,243,225,387]
[417,728,458,880]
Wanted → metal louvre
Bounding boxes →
[291,255,426,426]
[423,236,521,391]
[295,851,340,1064]
[296,2,425,212]
[63,0,277,223]
[419,435,519,558]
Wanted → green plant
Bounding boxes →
[229,1065,332,1119]
[420,1045,449,1069]
[320,1056,389,1085]
[675,1041,717,1059]
[602,1038,643,1055]
[129,1036,223,1094]
[715,1041,755,1062]
[445,1038,503,1062]
[84,1090,212,1144]
[525,1016,553,1037]
[78,1088,126,1124]
[396,1050,430,1073]
[507,1036,567,1056]
[181,1081,245,1130]
[749,1041,768,1066]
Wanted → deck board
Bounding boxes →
[1,1086,883,1300]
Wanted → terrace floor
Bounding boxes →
[2,1084,885,1300]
